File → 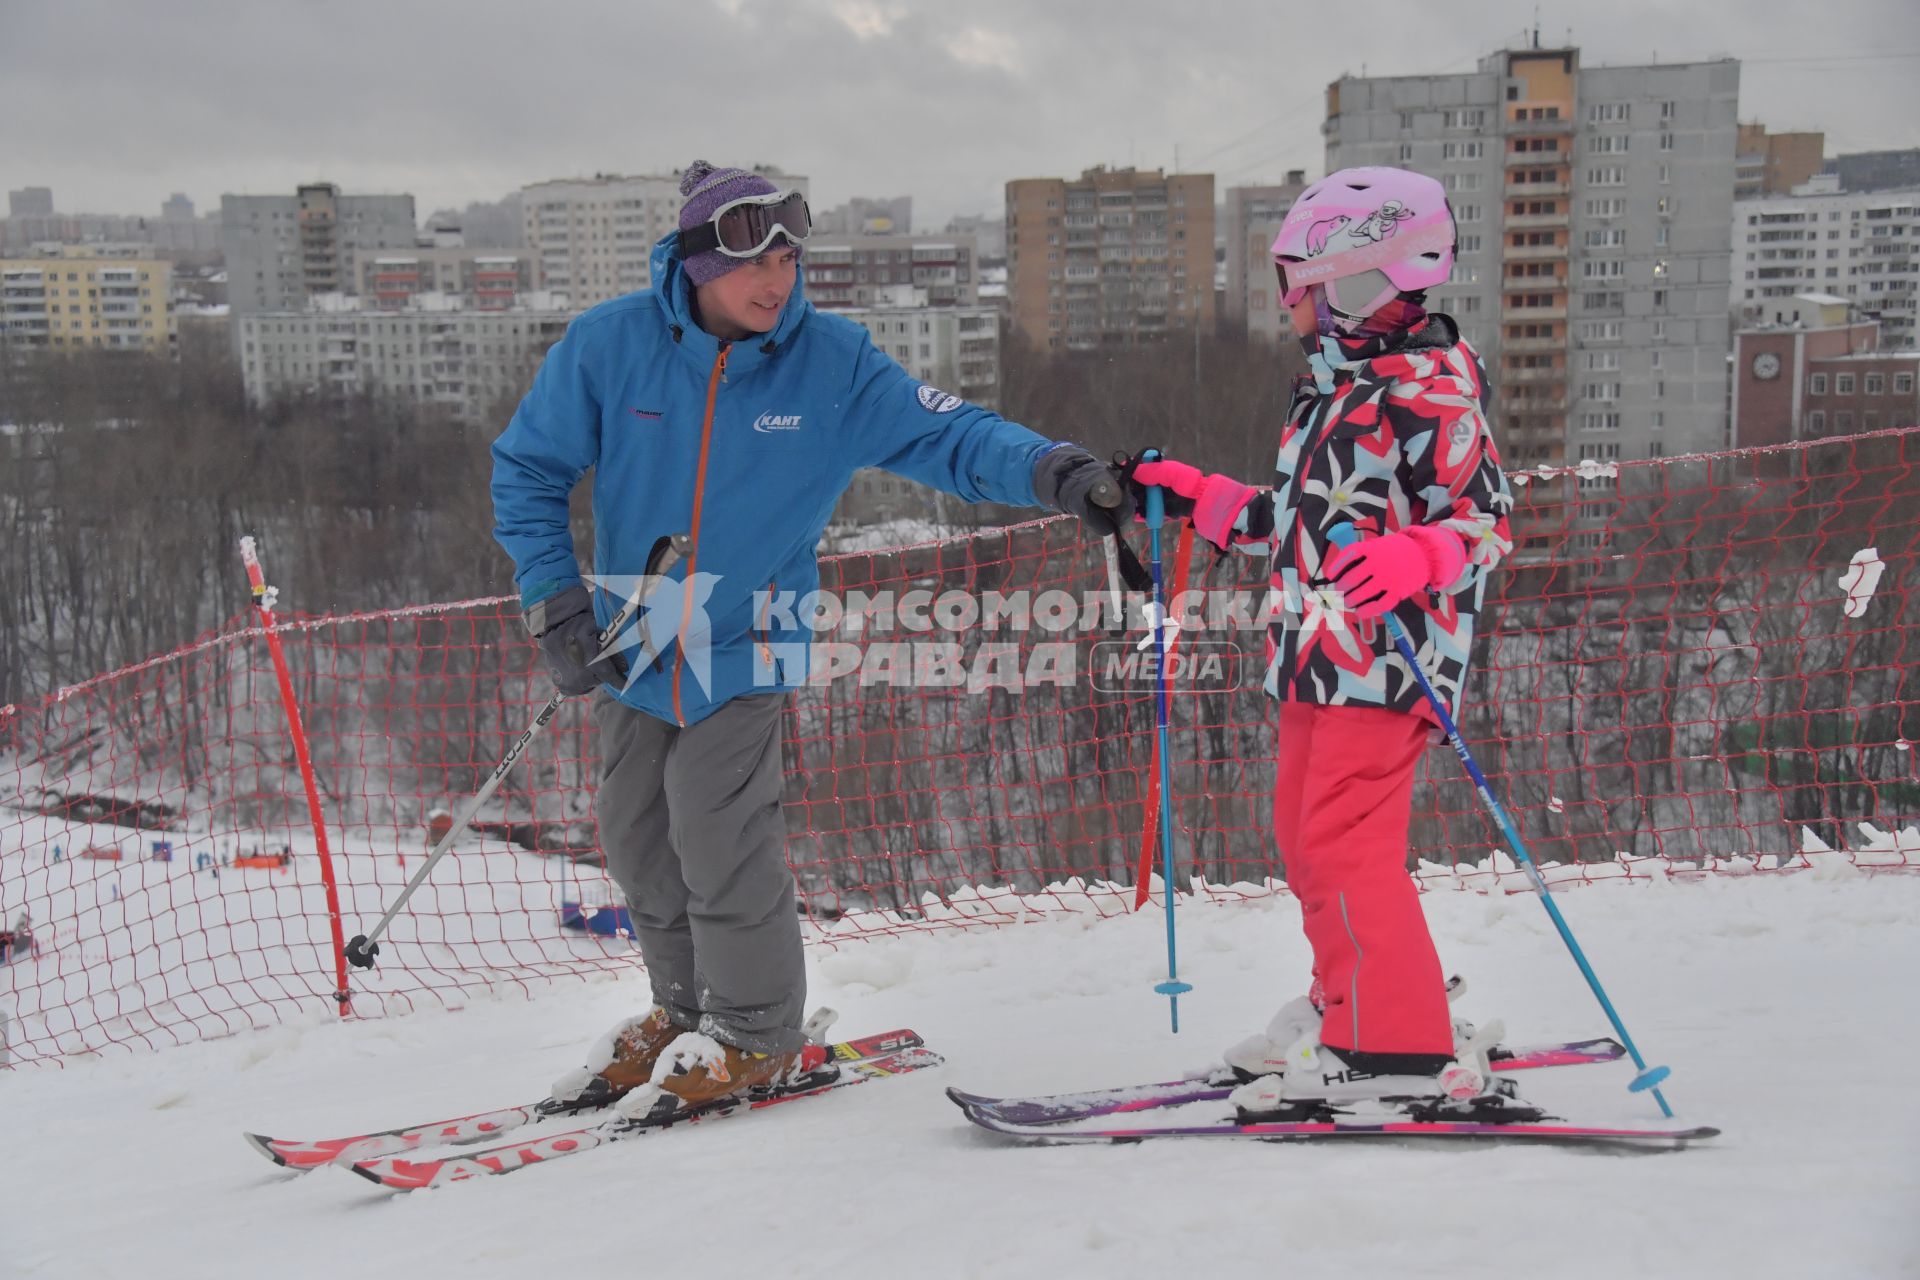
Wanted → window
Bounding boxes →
[1586,102,1631,123]
[1399,143,1414,162]
[1583,382,1622,402]
[1581,411,1622,430]
[1836,410,1854,433]
[1837,374,1856,394]
[1653,259,1670,279]
[1659,100,1676,120]
[1455,203,1482,223]
[1399,111,1415,130]
[1590,134,1631,154]
[1896,373,1915,394]
[1581,260,1626,280]
[1865,373,1886,394]
[1659,165,1672,185]
[1651,411,1665,430]
[1587,166,1627,186]
[1443,109,1486,129]
[1458,234,1482,253]
[1444,172,1482,192]
[1579,321,1623,341]
[1651,319,1666,341]
[1653,290,1667,309]
[1584,351,1621,370]
[1657,196,1673,215]
[1441,141,1484,160]
[1655,225,1669,247]
[1585,197,1627,218]
[1584,228,1627,248]
[1809,373,1829,395]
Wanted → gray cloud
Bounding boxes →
[2,0,1915,227]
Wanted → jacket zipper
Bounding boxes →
[757,579,777,677]
[672,341,729,724]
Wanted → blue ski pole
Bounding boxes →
[1326,523,1675,1117]
[1143,454,1192,1031]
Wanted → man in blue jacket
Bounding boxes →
[493,161,1127,1115]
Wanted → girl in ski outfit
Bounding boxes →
[1127,167,1514,1112]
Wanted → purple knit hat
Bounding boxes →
[677,160,792,286]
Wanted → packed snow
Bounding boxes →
[4,866,1917,1278]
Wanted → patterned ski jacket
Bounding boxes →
[1232,315,1513,723]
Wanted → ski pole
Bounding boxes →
[344,534,692,969]
[1142,454,1192,1031]
[1325,523,1675,1116]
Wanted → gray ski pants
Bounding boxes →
[593,690,805,1055]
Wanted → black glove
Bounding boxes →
[525,585,627,696]
[1115,448,1197,522]
[1033,444,1135,537]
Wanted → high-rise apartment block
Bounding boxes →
[1005,167,1215,350]
[804,234,977,309]
[1736,125,1826,198]
[9,188,54,218]
[1,249,175,353]
[521,169,807,310]
[236,294,572,419]
[345,247,543,311]
[1325,46,1739,465]
[813,196,912,235]
[1827,150,1920,196]
[1223,174,1309,343]
[222,182,417,315]
[1732,178,1917,348]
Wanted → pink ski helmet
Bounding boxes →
[1271,167,1456,325]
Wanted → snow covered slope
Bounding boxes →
[5,873,1917,1279]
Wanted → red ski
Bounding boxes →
[244,1027,923,1171]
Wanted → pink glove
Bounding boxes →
[1130,457,1258,549]
[1321,526,1468,619]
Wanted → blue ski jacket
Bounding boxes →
[491,231,1056,726]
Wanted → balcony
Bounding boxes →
[1505,395,1568,412]
[1505,148,1566,168]
[1503,336,1564,354]
[1504,367,1568,384]
[1506,180,1570,198]
[1502,305,1566,321]
[1505,243,1568,262]
[1506,115,1573,136]
[1502,273,1566,292]
[1506,212,1569,231]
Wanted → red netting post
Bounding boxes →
[239,536,353,1017]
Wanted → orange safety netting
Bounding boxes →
[2,429,1916,1065]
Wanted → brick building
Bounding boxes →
[1731,295,1917,446]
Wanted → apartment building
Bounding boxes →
[1,250,175,353]
[1732,178,1918,348]
[1324,45,1739,466]
[222,183,416,316]
[236,294,572,419]
[813,196,911,235]
[521,169,807,310]
[804,234,978,309]
[1223,174,1309,343]
[831,293,1010,525]
[344,247,541,310]
[1735,125,1825,198]
[1006,166,1215,350]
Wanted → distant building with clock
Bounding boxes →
[1732,292,1919,447]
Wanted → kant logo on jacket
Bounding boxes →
[753,411,803,433]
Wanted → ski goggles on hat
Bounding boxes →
[1277,263,1402,321]
[679,190,812,259]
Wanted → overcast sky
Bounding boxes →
[3,0,1916,229]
